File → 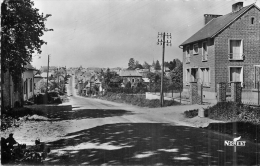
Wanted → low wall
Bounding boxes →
[25,104,72,112]
[145,92,173,101]
[182,89,217,100]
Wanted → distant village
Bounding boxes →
[1,57,183,108]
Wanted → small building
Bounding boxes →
[23,64,37,101]
[34,74,44,94]
[119,70,142,87]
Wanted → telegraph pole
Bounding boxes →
[157,32,172,107]
[46,54,50,93]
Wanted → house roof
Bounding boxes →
[24,64,37,70]
[142,78,150,83]
[34,74,43,78]
[119,70,142,77]
[180,4,258,46]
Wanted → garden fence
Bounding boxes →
[225,82,260,106]
[241,82,260,106]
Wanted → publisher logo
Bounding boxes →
[224,136,246,152]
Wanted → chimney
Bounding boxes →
[204,14,222,25]
[232,2,243,12]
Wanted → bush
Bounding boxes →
[1,107,46,131]
[184,109,199,118]
[204,102,260,125]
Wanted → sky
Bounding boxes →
[27,0,260,69]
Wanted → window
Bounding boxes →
[191,68,198,82]
[200,68,210,87]
[186,46,190,63]
[24,80,27,94]
[132,78,135,83]
[251,17,255,24]
[229,67,243,86]
[193,44,198,55]
[30,78,32,92]
[186,69,190,85]
[202,42,208,61]
[229,39,243,60]
[254,65,260,88]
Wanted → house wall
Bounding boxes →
[2,70,23,108]
[183,38,216,94]
[23,70,34,101]
[214,6,260,89]
[122,76,142,86]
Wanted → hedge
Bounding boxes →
[99,92,180,108]
[204,102,260,125]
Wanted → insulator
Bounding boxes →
[157,42,159,45]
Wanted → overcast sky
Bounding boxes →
[29,0,260,69]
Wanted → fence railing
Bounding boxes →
[241,82,260,106]
[224,82,260,106]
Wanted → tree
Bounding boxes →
[143,61,150,70]
[135,64,144,69]
[1,0,53,84]
[169,59,176,70]
[125,81,131,88]
[154,60,161,70]
[152,60,155,67]
[135,60,139,66]
[175,59,182,68]
[128,58,135,69]
[169,62,183,91]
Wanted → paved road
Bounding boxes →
[44,75,260,165]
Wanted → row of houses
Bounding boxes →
[2,64,38,108]
[1,64,68,108]
[180,2,260,99]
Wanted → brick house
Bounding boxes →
[180,2,260,99]
[119,70,142,87]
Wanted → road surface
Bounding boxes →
[43,75,260,165]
